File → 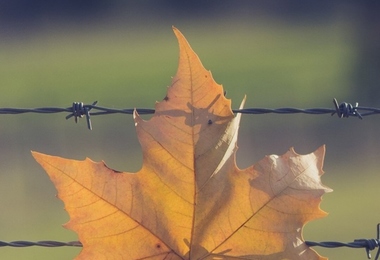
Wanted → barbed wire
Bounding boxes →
[1,98,380,258]
[1,98,379,130]
[306,239,380,260]
[0,241,82,247]
[1,223,379,259]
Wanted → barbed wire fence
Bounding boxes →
[1,98,380,259]
[1,98,379,130]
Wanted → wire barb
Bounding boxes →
[65,101,98,130]
[332,98,363,119]
[306,224,380,259]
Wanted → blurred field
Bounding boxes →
[1,17,380,260]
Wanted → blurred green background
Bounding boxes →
[1,1,380,259]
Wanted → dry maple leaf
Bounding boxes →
[32,27,332,259]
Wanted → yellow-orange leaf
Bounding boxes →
[32,27,332,259]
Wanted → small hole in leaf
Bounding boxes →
[208,119,213,125]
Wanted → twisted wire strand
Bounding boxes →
[0,241,82,247]
[306,240,380,259]
[1,239,379,259]
[1,240,378,249]
[0,99,379,130]
[0,106,374,116]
